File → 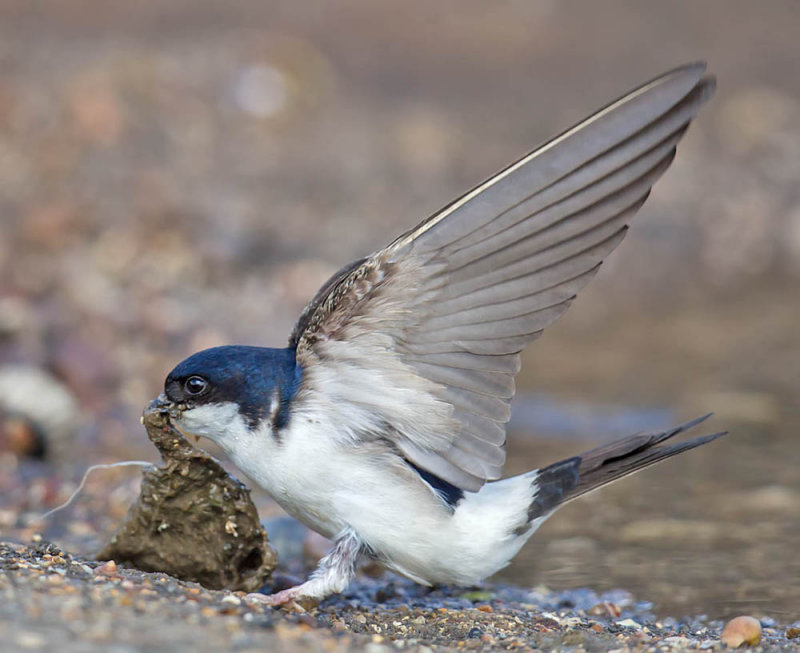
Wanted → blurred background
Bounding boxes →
[0,0,798,620]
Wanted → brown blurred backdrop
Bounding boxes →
[0,0,798,618]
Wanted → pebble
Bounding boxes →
[785,626,800,639]
[720,615,762,647]
[94,559,118,576]
[662,636,692,647]
[589,601,622,618]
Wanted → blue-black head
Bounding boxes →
[164,345,302,431]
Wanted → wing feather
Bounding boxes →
[290,64,715,492]
[404,351,522,374]
[409,361,516,398]
[439,386,512,421]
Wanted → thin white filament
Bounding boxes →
[36,461,155,522]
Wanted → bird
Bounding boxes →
[155,62,723,607]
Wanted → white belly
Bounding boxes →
[223,413,539,586]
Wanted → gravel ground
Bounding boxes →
[2,540,798,652]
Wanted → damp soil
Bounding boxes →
[96,400,276,593]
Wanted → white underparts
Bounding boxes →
[173,388,552,591]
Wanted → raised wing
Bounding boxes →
[290,63,715,492]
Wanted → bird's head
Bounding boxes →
[157,345,301,448]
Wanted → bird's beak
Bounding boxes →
[146,393,186,421]
[148,393,173,414]
[143,394,202,445]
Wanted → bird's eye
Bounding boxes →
[184,376,208,396]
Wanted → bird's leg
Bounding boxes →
[245,528,366,607]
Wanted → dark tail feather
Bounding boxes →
[570,413,726,500]
[524,414,726,526]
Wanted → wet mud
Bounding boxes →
[97,401,276,592]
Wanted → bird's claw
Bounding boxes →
[244,587,308,610]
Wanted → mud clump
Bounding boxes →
[97,399,276,592]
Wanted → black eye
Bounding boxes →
[184,376,208,396]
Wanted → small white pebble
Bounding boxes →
[221,595,241,605]
[616,618,642,630]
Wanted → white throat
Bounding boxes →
[176,402,253,450]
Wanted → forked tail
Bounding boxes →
[520,414,726,531]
